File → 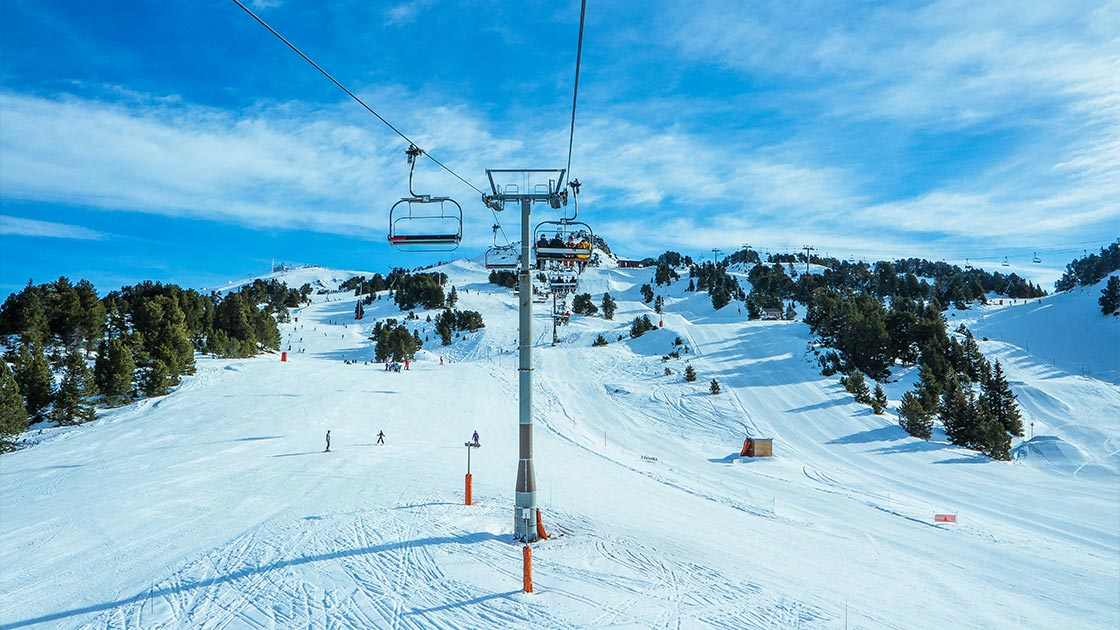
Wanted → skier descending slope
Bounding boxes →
[324,430,331,452]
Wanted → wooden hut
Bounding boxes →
[740,438,773,458]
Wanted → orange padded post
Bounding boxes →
[522,544,533,593]
[535,508,550,540]
[465,473,473,505]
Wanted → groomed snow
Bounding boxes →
[1,262,1117,629]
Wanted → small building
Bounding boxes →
[618,259,652,268]
[760,308,783,321]
[740,438,773,458]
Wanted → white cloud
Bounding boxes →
[0,216,106,240]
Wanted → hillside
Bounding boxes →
[1,261,1117,629]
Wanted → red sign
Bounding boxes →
[935,514,957,523]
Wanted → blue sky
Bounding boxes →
[2,0,1117,296]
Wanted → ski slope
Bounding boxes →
[1,262,1117,629]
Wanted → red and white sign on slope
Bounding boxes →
[934,513,957,523]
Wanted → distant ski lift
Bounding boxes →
[964,258,974,270]
[1032,252,1042,264]
[387,144,463,252]
[1002,256,1010,266]
[533,220,593,262]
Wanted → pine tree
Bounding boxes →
[143,360,172,397]
[654,295,664,314]
[684,364,697,382]
[52,350,97,425]
[640,284,655,303]
[1099,275,1120,315]
[841,370,872,405]
[898,391,932,440]
[572,293,598,316]
[601,293,617,320]
[984,361,1023,437]
[14,342,54,422]
[784,302,797,320]
[871,384,888,414]
[448,286,458,308]
[914,362,943,412]
[0,361,28,450]
[355,301,365,320]
[94,338,135,406]
[76,279,105,353]
[939,373,973,447]
[709,379,721,394]
[18,288,50,346]
[977,409,1012,461]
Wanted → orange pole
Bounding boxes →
[465,473,473,506]
[522,545,533,593]
[535,508,550,540]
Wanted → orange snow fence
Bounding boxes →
[522,545,533,593]
[536,508,550,540]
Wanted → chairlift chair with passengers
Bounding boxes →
[387,145,463,252]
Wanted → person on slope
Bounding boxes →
[325,430,332,452]
[377,430,385,445]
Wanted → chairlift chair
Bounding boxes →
[1002,256,1010,267]
[485,246,520,269]
[387,144,463,252]
[533,220,594,263]
[1032,252,1041,264]
[387,196,463,252]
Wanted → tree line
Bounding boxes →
[1,277,308,448]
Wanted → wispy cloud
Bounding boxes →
[0,216,106,240]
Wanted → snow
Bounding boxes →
[1,261,1117,629]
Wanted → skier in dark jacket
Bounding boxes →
[377,430,385,445]
[472,430,480,446]
[325,430,331,452]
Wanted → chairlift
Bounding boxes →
[1002,256,1010,267]
[533,220,593,263]
[1032,252,1041,264]
[485,224,519,269]
[485,246,519,269]
[387,144,463,252]
[549,274,579,294]
[964,258,974,270]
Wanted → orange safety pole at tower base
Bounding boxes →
[281,351,287,362]
[522,545,533,593]
[464,473,473,505]
[535,508,550,540]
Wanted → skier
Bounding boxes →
[377,430,385,445]
[472,430,480,446]
[325,430,332,452]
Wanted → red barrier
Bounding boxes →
[281,352,287,362]
[935,514,957,523]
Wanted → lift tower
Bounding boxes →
[484,169,568,542]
